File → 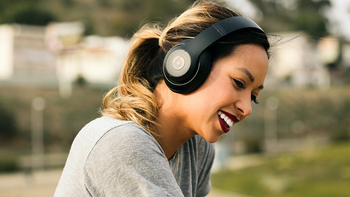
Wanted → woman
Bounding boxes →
[54,1,270,196]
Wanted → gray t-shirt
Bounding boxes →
[54,116,215,197]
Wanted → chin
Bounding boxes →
[201,134,222,143]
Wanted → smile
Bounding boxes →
[217,110,239,133]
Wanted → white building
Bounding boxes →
[0,24,56,83]
[56,35,128,86]
[266,32,330,90]
[0,25,14,80]
[0,22,129,91]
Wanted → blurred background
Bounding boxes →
[0,0,349,196]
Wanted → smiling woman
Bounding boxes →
[54,0,270,196]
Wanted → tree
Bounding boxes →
[247,0,331,39]
[0,0,200,37]
[0,105,17,139]
[109,0,196,37]
[10,7,57,26]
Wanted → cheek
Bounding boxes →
[205,81,235,107]
[189,69,235,111]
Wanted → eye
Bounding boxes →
[251,95,259,104]
[233,79,246,90]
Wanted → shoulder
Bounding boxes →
[70,116,165,166]
[97,118,164,157]
[76,116,156,146]
[83,118,182,196]
[88,118,166,167]
[87,116,164,159]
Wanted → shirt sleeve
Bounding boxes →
[83,123,184,197]
[196,140,215,197]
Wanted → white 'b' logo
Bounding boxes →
[172,56,185,71]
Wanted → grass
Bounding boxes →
[211,142,350,197]
[0,152,19,173]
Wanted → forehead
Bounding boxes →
[221,44,268,77]
[233,44,268,60]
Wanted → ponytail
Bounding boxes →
[102,24,163,134]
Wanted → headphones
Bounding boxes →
[163,16,265,94]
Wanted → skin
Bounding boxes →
[153,44,269,159]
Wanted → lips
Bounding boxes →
[217,110,239,133]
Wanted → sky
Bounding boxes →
[226,0,350,40]
[327,0,350,39]
[225,0,256,18]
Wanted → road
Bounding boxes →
[0,169,60,197]
[0,169,249,197]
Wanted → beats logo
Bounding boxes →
[172,56,185,70]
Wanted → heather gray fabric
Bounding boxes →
[54,116,215,197]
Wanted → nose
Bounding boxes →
[235,96,252,117]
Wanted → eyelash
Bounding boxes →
[251,95,259,104]
[233,79,246,89]
[233,79,259,104]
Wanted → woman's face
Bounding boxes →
[173,44,269,143]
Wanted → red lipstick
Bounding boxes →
[217,110,239,133]
[221,110,239,123]
[218,115,230,133]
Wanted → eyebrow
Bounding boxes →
[237,68,254,82]
[236,67,264,89]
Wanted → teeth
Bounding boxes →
[217,111,234,127]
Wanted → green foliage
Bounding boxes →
[0,85,104,151]
[0,0,57,26]
[247,0,331,38]
[0,0,196,37]
[0,154,19,172]
[107,0,195,37]
[233,86,350,154]
[82,17,96,36]
[331,99,350,141]
[0,0,332,38]
[62,0,75,7]
[211,142,350,197]
[74,75,88,86]
[271,88,350,143]
[7,7,57,26]
[0,104,17,139]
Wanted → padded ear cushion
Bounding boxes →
[182,49,212,94]
[164,48,212,94]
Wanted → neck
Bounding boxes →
[152,82,196,160]
[153,111,195,160]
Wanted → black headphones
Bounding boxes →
[163,16,265,94]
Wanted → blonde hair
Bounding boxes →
[102,1,244,134]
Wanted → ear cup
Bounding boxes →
[181,49,212,94]
[164,48,212,94]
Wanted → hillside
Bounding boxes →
[0,0,195,37]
